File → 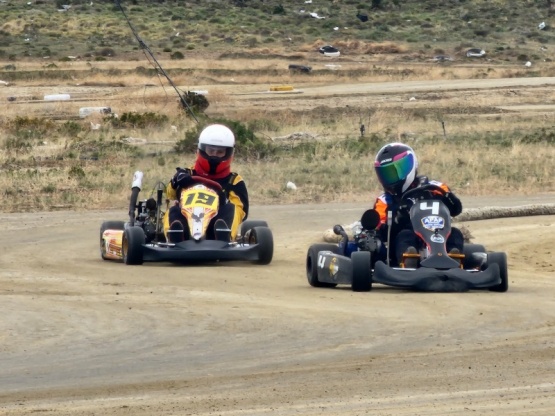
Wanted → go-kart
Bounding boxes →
[306,183,508,292]
[100,171,273,265]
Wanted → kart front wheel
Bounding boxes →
[487,252,508,292]
[249,226,273,265]
[100,220,125,260]
[122,226,145,265]
[306,243,339,288]
[462,243,487,269]
[351,251,372,292]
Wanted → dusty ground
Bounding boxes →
[2,71,555,414]
[0,193,555,415]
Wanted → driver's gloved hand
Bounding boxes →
[171,168,193,189]
[394,206,411,226]
[442,192,463,217]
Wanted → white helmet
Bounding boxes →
[198,124,235,149]
[197,124,235,175]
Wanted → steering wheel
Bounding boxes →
[398,183,446,212]
[401,183,445,202]
[190,175,223,192]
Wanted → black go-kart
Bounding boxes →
[100,171,273,266]
[306,184,508,292]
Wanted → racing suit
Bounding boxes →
[373,177,464,266]
[163,167,249,241]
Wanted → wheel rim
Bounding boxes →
[248,232,256,245]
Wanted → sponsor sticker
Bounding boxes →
[430,234,445,244]
[421,215,445,231]
[102,230,124,260]
[329,257,339,278]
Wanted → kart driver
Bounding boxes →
[163,123,249,242]
[371,142,464,267]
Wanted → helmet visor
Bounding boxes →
[374,152,414,190]
[199,143,233,160]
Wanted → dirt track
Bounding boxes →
[1,193,555,415]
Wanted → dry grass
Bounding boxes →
[1,56,555,213]
[0,134,552,213]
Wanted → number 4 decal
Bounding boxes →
[317,254,326,269]
[419,201,440,215]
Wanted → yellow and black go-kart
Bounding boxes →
[100,171,273,266]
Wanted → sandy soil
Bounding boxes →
[2,71,555,414]
[1,192,554,415]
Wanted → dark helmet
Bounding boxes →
[196,124,235,175]
[374,142,418,195]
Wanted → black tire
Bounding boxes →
[487,252,509,292]
[241,220,268,236]
[100,220,125,260]
[122,226,145,265]
[249,226,273,265]
[306,243,339,288]
[462,243,486,269]
[351,251,372,292]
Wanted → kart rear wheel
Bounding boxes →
[122,226,145,265]
[100,220,125,260]
[463,244,486,254]
[351,251,372,292]
[249,226,273,265]
[306,243,339,288]
[487,252,508,292]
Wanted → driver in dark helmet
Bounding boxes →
[163,124,249,242]
[372,142,464,267]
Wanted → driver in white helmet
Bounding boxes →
[163,124,249,242]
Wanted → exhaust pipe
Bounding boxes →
[129,171,143,226]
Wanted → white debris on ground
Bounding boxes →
[466,48,486,58]
[309,12,325,19]
[123,137,148,145]
[79,106,112,118]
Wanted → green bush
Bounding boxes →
[109,112,169,129]
[170,51,184,59]
[58,121,82,136]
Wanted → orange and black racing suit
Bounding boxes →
[373,177,463,265]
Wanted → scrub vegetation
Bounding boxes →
[0,0,554,212]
